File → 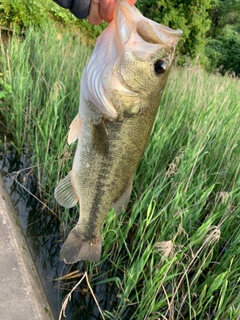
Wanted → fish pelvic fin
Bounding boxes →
[68,114,81,145]
[60,226,102,263]
[54,171,78,208]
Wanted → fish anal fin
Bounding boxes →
[112,177,134,215]
[68,114,81,145]
[54,171,78,208]
[60,226,102,263]
[91,118,109,155]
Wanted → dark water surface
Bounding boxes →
[0,146,125,320]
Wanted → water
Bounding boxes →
[0,146,126,320]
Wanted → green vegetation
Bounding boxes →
[1,27,240,319]
[137,0,214,59]
[0,0,106,44]
[205,26,240,75]
[0,26,91,200]
[206,0,240,75]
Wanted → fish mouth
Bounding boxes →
[114,1,182,55]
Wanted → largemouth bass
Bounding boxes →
[55,0,182,264]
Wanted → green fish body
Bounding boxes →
[55,0,182,264]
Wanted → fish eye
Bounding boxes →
[154,59,167,75]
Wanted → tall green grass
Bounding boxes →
[0,26,90,201]
[1,27,240,319]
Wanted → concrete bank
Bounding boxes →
[0,173,54,320]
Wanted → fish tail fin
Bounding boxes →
[60,226,102,264]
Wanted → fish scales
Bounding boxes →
[55,0,182,263]
[76,100,156,233]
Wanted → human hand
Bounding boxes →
[53,0,136,25]
[88,0,137,25]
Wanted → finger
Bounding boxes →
[99,0,114,23]
[127,0,137,5]
[88,0,102,25]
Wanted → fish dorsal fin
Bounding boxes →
[68,114,81,145]
[112,176,134,215]
[54,171,79,208]
[91,118,109,155]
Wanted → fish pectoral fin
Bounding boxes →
[68,114,81,145]
[91,118,109,156]
[54,171,78,208]
[60,226,102,263]
[112,176,134,215]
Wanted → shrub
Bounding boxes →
[205,26,240,76]
[0,0,106,43]
[136,0,214,59]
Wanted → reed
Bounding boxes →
[0,26,91,199]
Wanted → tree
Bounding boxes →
[136,0,214,59]
[208,0,240,37]
[205,0,240,75]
